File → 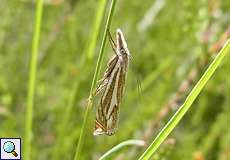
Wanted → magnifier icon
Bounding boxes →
[3,141,18,157]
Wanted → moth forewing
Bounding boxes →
[94,55,118,97]
[94,29,130,136]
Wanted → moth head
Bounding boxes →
[116,29,130,56]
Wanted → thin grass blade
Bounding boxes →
[24,0,44,160]
[74,0,117,159]
[138,39,230,160]
[99,139,145,160]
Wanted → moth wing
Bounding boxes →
[93,55,119,96]
[105,62,128,135]
[94,119,106,136]
[106,66,125,135]
[94,55,119,136]
[106,104,119,135]
[117,65,127,105]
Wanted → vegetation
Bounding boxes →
[1,0,230,159]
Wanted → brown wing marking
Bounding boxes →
[117,67,125,105]
[106,104,119,135]
[94,55,118,96]
[94,65,119,135]
[104,55,119,78]
[94,119,106,135]
[103,68,119,115]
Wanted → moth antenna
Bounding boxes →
[129,55,143,100]
[136,74,143,101]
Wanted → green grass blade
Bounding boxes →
[24,0,44,160]
[138,39,230,160]
[89,0,117,94]
[99,139,145,160]
[74,0,117,159]
[86,0,107,61]
[51,1,107,159]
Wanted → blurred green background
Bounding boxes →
[1,0,230,159]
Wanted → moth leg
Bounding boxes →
[107,29,117,54]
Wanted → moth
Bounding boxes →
[93,29,130,136]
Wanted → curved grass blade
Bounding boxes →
[99,139,145,160]
[138,39,230,160]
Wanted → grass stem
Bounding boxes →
[52,1,107,159]
[24,0,44,160]
[74,0,117,159]
[138,39,230,160]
